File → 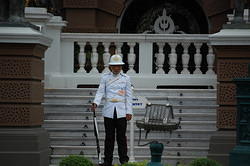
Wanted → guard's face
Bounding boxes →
[110,65,122,75]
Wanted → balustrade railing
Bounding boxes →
[56,33,216,88]
[61,33,215,75]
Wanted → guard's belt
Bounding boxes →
[107,98,125,103]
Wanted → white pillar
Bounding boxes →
[116,42,123,57]
[77,42,86,73]
[129,117,135,162]
[127,42,136,74]
[181,42,190,74]
[193,43,202,74]
[61,40,74,74]
[90,42,99,74]
[139,42,153,74]
[168,42,178,74]
[102,42,111,73]
[155,42,165,74]
[44,16,66,74]
[206,45,215,75]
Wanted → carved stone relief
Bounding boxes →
[217,107,237,129]
[218,83,237,105]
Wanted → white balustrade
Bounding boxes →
[90,42,99,74]
[103,42,111,73]
[155,42,165,74]
[127,42,136,74]
[77,42,86,73]
[181,42,190,74]
[168,42,178,74]
[116,42,123,58]
[129,117,135,162]
[207,45,215,75]
[193,43,202,74]
[61,34,215,76]
[55,33,217,88]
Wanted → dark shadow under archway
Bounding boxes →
[120,0,209,34]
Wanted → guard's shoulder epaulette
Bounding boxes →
[120,73,128,77]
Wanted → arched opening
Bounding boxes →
[119,0,209,34]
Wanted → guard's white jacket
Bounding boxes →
[93,72,133,119]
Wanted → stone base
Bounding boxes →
[0,127,49,166]
[230,145,250,166]
[207,131,236,166]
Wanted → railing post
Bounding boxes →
[206,44,215,75]
[139,42,153,74]
[155,42,165,74]
[129,117,135,162]
[181,42,190,74]
[127,42,136,74]
[193,42,202,74]
[77,42,86,73]
[90,42,99,74]
[103,42,111,73]
[168,42,178,74]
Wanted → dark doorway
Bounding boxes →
[120,0,208,34]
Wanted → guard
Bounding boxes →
[91,54,133,166]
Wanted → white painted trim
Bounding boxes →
[0,27,52,46]
[209,29,250,45]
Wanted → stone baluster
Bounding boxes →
[193,43,202,74]
[90,42,99,74]
[127,42,136,74]
[116,42,123,57]
[206,44,215,74]
[181,42,190,74]
[77,42,86,73]
[168,42,178,74]
[102,42,111,73]
[155,42,165,74]
[115,42,124,73]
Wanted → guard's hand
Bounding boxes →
[91,103,97,112]
[126,114,132,121]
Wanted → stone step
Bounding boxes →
[44,111,216,121]
[43,119,216,130]
[45,88,216,97]
[44,95,216,106]
[44,88,217,166]
[49,136,210,147]
[50,145,208,156]
[43,103,217,114]
[44,127,215,138]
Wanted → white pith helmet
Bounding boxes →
[108,54,125,65]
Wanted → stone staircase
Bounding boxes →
[43,88,217,166]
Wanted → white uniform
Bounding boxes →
[93,72,133,119]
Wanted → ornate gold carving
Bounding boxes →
[217,83,236,105]
[217,107,236,129]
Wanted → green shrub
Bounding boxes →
[122,160,148,166]
[59,155,94,166]
[189,158,222,166]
